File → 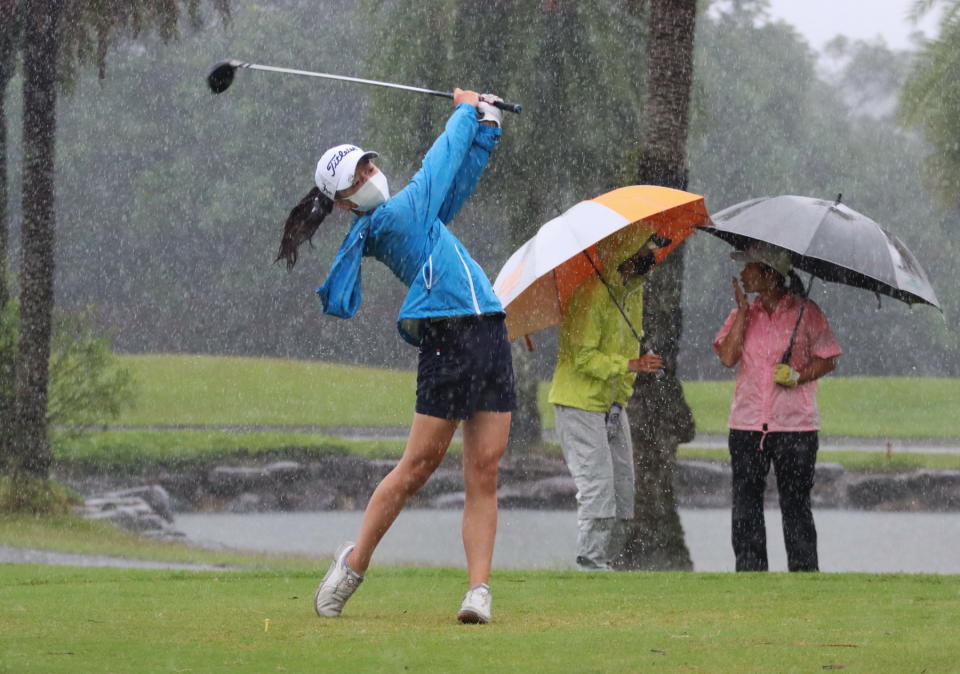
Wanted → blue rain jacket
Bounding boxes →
[317,104,504,345]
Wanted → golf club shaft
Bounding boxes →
[229,60,521,113]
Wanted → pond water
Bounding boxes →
[177,508,960,574]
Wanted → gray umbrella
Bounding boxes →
[701,194,940,309]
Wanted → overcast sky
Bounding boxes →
[763,0,942,50]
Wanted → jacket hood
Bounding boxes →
[595,222,656,276]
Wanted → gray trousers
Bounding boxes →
[555,405,636,566]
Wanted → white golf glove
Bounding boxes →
[606,402,623,433]
[773,363,801,388]
[477,94,503,127]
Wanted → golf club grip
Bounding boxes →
[442,92,521,114]
[492,100,522,114]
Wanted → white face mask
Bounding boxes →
[349,171,390,212]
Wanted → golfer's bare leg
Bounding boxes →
[461,411,511,586]
[347,413,458,573]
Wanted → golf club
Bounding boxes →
[207,59,522,114]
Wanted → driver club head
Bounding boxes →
[207,60,238,94]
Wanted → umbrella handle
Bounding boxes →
[780,273,815,365]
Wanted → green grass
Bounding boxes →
[114,354,418,427]
[2,562,958,673]
[53,431,957,473]
[54,430,413,470]
[677,447,960,472]
[114,354,960,439]
[683,376,960,438]
[0,515,316,571]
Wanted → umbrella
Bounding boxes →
[493,185,710,341]
[702,194,940,309]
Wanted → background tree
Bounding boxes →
[684,1,957,381]
[11,0,64,481]
[362,0,649,451]
[5,0,946,384]
[619,0,697,571]
[1,0,953,500]
[900,0,960,206]
[5,0,230,493]
[0,0,22,467]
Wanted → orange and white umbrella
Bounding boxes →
[493,185,709,341]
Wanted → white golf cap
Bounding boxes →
[730,242,793,276]
[315,144,379,200]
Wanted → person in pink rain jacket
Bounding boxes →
[713,242,841,572]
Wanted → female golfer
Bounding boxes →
[714,243,841,572]
[277,89,514,624]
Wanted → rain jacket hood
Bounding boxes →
[548,223,654,412]
[317,104,504,344]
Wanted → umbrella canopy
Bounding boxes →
[703,195,940,309]
[493,185,709,340]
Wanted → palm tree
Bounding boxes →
[5,0,230,490]
[899,0,960,205]
[9,0,62,481]
[0,0,22,468]
[619,0,697,571]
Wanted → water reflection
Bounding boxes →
[177,508,960,574]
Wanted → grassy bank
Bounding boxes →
[54,430,413,470]
[53,430,960,473]
[0,515,312,570]
[114,354,960,439]
[2,559,957,673]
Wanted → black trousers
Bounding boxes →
[729,430,819,572]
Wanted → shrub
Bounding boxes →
[0,474,77,514]
[0,302,137,441]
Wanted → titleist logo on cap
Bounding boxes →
[326,146,358,176]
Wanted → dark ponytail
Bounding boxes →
[276,187,334,269]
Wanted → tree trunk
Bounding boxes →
[619,0,697,571]
[0,0,20,468]
[11,0,61,479]
[505,2,575,454]
[505,181,546,453]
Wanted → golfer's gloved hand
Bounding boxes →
[477,94,503,127]
[773,363,801,388]
[606,402,623,432]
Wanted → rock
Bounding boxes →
[847,470,960,511]
[55,452,960,515]
[228,492,271,513]
[811,462,847,508]
[815,462,846,485]
[416,468,464,499]
[497,476,577,509]
[206,466,269,496]
[265,461,306,482]
[499,454,569,483]
[431,492,466,508]
[104,485,174,522]
[912,470,960,510]
[77,494,183,538]
[674,461,731,508]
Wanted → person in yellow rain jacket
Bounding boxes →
[548,229,666,570]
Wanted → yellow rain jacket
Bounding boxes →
[547,226,651,413]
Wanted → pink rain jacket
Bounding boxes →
[713,294,842,432]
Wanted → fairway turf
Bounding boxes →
[113,355,960,439]
[1,565,958,673]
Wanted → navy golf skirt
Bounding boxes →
[415,314,516,421]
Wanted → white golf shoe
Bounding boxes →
[314,542,363,618]
[457,583,492,624]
